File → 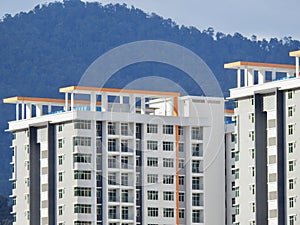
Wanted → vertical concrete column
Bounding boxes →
[101,93,107,112]
[271,70,276,80]
[296,56,299,77]
[15,103,19,121]
[21,103,25,119]
[26,104,32,119]
[48,104,52,114]
[129,94,135,113]
[247,69,254,86]
[47,124,56,225]
[141,97,145,114]
[244,69,248,87]
[258,70,265,84]
[119,95,123,104]
[237,69,241,87]
[70,92,74,111]
[36,105,43,117]
[90,92,96,112]
[64,92,68,111]
[29,127,40,225]
[276,90,286,225]
[254,94,268,225]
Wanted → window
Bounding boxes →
[74,170,91,180]
[58,172,63,182]
[179,176,184,185]
[121,156,129,169]
[191,127,202,140]
[147,124,158,133]
[74,204,92,214]
[235,169,240,179]
[192,193,203,206]
[148,207,158,217]
[73,137,91,147]
[289,215,296,225]
[58,139,63,148]
[58,205,63,215]
[192,210,203,223]
[179,192,184,202]
[250,166,255,177]
[250,148,255,159]
[163,191,174,201]
[108,206,117,219]
[57,124,63,132]
[113,190,121,206]
[288,142,295,153]
[178,143,184,152]
[58,155,63,165]
[250,97,254,105]
[108,173,117,185]
[108,122,116,135]
[122,207,129,220]
[288,106,294,117]
[163,175,174,184]
[147,140,158,150]
[58,189,64,198]
[163,208,174,218]
[74,222,92,225]
[289,197,295,208]
[147,174,158,183]
[178,159,185,168]
[121,140,128,152]
[192,177,203,190]
[234,186,239,197]
[235,205,240,215]
[289,179,295,190]
[108,139,117,152]
[74,187,91,197]
[73,154,91,163]
[163,125,173,134]
[108,156,118,168]
[251,202,255,212]
[178,126,184,135]
[288,124,294,135]
[192,160,202,173]
[74,120,91,129]
[250,113,255,123]
[163,158,174,168]
[163,141,174,151]
[121,173,128,186]
[289,160,295,172]
[147,157,158,167]
[121,123,129,135]
[192,144,203,157]
[179,209,185,219]
[234,100,238,108]
[287,90,293,99]
[121,190,129,202]
[249,131,255,141]
[147,190,158,200]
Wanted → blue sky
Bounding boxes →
[1,0,300,40]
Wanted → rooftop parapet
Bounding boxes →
[3,86,180,121]
[224,61,298,88]
[225,50,300,89]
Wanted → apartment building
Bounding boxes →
[225,50,300,225]
[5,86,225,225]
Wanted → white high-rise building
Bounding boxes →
[225,50,300,225]
[5,86,225,225]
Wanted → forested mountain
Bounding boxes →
[0,0,300,205]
